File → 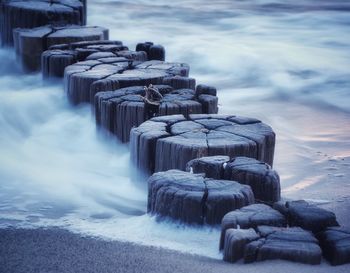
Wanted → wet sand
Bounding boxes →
[1,0,350,271]
[1,228,349,273]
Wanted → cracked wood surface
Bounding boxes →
[0,0,87,46]
[130,114,275,175]
[147,169,254,225]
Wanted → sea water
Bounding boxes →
[0,0,350,258]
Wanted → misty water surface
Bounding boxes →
[0,0,350,257]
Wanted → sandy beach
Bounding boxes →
[1,0,350,271]
[1,228,350,273]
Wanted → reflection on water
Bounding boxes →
[0,0,350,257]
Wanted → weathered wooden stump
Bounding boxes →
[147,170,255,225]
[49,39,125,51]
[13,25,108,71]
[136,41,153,54]
[43,40,166,78]
[94,84,218,142]
[65,60,190,105]
[220,204,286,250]
[273,200,339,233]
[317,227,350,265]
[0,0,86,46]
[187,155,229,179]
[223,157,280,203]
[136,42,165,61]
[162,76,196,90]
[223,228,260,262]
[130,114,275,175]
[246,226,322,264]
[225,226,318,264]
[94,86,145,138]
[196,84,217,96]
[42,40,127,78]
[187,156,281,203]
[193,84,219,113]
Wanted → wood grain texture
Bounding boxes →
[246,226,322,265]
[1,0,86,46]
[65,59,190,105]
[273,200,339,233]
[130,114,275,175]
[14,25,108,71]
[220,204,286,250]
[187,156,281,203]
[42,40,126,78]
[147,170,254,225]
[317,227,350,266]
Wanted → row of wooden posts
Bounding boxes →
[0,0,349,266]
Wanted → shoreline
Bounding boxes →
[1,227,350,273]
[0,0,349,271]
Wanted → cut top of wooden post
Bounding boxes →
[64,59,190,105]
[42,40,127,78]
[94,84,218,142]
[42,40,167,79]
[13,25,108,71]
[14,25,108,49]
[186,156,281,203]
[1,0,86,46]
[130,114,276,175]
[148,169,255,225]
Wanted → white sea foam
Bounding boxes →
[1,0,350,259]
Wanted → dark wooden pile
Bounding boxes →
[317,227,350,265]
[65,59,190,105]
[147,169,254,225]
[1,0,348,267]
[136,41,165,61]
[220,204,286,250]
[223,226,322,264]
[187,156,281,203]
[94,84,218,142]
[0,0,87,46]
[220,200,344,264]
[14,25,108,71]
[43,40,166,78]
[130,114,275,175]
[273,200,339,233]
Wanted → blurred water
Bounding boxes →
[88,0,350,199]
[0,0,350,258]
